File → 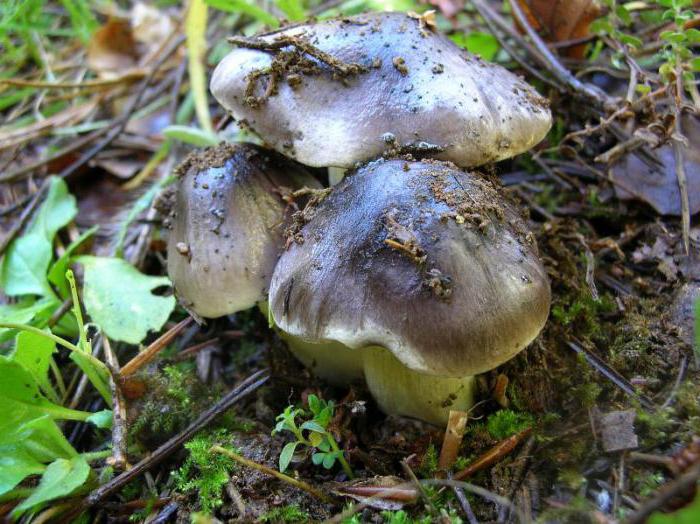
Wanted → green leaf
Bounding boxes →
[322,452,336,469]
[13,456,90,516]
[0,298,57,343]
[450,32,500,61]
[0,234,54,296]
[0,357,91,424]
[86,410,113,429]
[27,177,78,242]
[311,452,325,466]
[0,447,45,496]
[660,30,687,43]
[618,33,642,48]
[0,176,77,297]
[47,226,97,297]
[300,420,326,433]
[205,0,279,27]
[163,125,220,147]
[308,431,324,447]
[76,256,175,344]
[307,394,321,414]
[12,331,58,402]
[279,442,298,472]
[274,0,305,21]
[686,28,700,44]
[0,415,80,496]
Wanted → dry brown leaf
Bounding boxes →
[515,0,602,59]
[611,114,700,217]
[87,18,139,78]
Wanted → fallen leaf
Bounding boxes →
[611,114,700,217]
[87,18,138,78]
[515,0,602,59]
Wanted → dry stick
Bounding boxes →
[454,428,532,481]
[402,458,440,518]
[438,410,469,473]
[210,446,333,504]
[77,369,269,513]
[102,338,129,471]
[422,479,527,524]
[507,0,617,111]
[0,177,49,258]
[565,340,655,409]
[0,34,183,221]
[119,317,193,378]
[670,77,691,255]
[470,0,560,91]
[0,71,146,90]
[625,462,700,524]
[450,478,480,524]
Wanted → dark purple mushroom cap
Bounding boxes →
[211,12,551,169]
[268,158,551,377]
[167,142,319,318]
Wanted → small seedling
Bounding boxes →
[273,394,354,478]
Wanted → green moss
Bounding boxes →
[570,382,602,408]
[258,504,310,523]
[417,443,439,477]
[172,430,237,515]
[486,410,534,440]
[636,406,675,444]
[551,293,615,337]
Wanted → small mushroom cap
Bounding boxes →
[167,142,319,318]
[268,158,551,377]
[211,12,551,169]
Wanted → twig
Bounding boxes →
[625,462,700,524]
[119,317,193,378]
[450,476,480,524]
[0,177,49,258]
[438,410,469,473]
[211,445,333,504]
[0,71,146,90]
[422,479,527,524]
[661,356,688,409]
[566,340,655,409]
[454,428,532,481]
[401,458,440,518]
[102,338,129,471]
[77,369,269,512]
[669,83,690,255]
[507,0,617,111]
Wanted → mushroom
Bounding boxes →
[267,158,551,424]
[210,11,551,170]
[166,142,320,318]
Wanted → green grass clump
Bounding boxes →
[173,430,236,515]
[486,410,534,440]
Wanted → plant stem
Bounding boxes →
[81,450,112,462]
[0,322,107,372]
[327,434,354,479]
[210,445,334,503]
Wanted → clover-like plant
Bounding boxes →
[273,394,353,478]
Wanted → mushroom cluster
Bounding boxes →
[167,11,553,425]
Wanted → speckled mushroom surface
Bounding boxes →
[268,158,551,377]
[166,142,319,318]
[210,11,552,169]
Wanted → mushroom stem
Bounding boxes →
[327,167,346,186]
[362,347,476,426]
[279,333,365,384]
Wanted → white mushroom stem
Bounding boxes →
[276,329,476,425]
[362,347,475,426]
[327,167,347,186]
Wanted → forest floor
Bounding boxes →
[0,1,698,523]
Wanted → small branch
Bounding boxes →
[211,445,333,504]
[102,338,129,472]
[454,428,532,481]
[625,462,700,524]
[669,83,690,255]
[119,317,193,378]
[438,410,469,473]
[507,0,618,111]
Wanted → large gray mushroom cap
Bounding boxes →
[167,142,319,318]
[211,11,552,169]
[268,158,551,377]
